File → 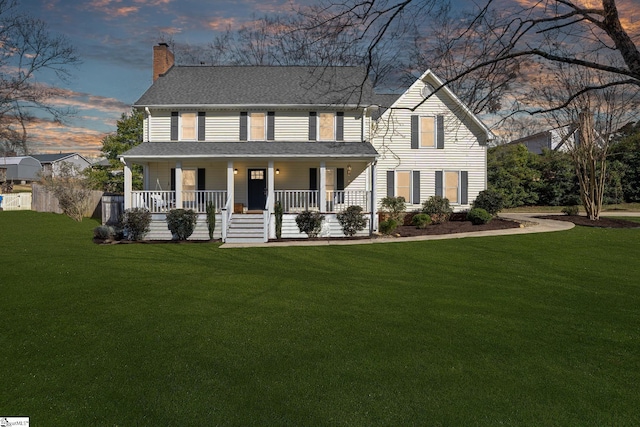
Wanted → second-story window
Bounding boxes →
[250,112,266,140]
[181,112,196,140]
[319,112,334,141]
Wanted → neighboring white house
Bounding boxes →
[0,156,42,183]
[119,43,492,242]
[31,153,91,177]
[509,125,579,155]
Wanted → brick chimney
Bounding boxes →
[153,43,174,82]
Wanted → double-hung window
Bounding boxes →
[181,112,197,140]
[319,112,335,141]
[420,116,435,147]
[387,170,421,204]
[435,170,468,205]
[250,112,266,141]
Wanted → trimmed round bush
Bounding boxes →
[467,208,492,225]
[166,208,198,240]
[379,218,398,235]
[422,195,453,224]
[295,210,325,238]
[337,205,367,237]
[93,225,116,240]
[472,188,505,216]
[411,213,432,229]
[561,205,579,216]
[121,207,151,241]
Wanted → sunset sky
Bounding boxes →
[16,0,640,157]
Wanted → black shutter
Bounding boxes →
[460,171,468,205]
[435,171,443,197]
[309,168,318,190]
[197,168,206,190]
[411,115,419,149]
[197,112,205,141]
[337,168,345,203]
[412,170,420,204]
[387,170,394,197]
[170,168,176,191]
[436,115,445,149]
[170,112,178,141]
[336,112,344,141]
[240,112,248,141]
[267,111,275,141]
[309,112,317,141]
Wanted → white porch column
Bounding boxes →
[227,161,234,208]
[123,160,132,210]
[143,163,149,190]
[175,161,182,208]
[319,161,326,212]
[370,161,377,232]
[267,161,274,214]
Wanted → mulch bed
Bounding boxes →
[393,218,521,237]
[536,215,640,228]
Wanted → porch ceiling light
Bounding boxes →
[234,168,238,174]
[275,168,280,175]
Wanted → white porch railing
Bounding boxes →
[274,190,370,213]
[275,190,319,212]
[131,191,226,213]
[181,190,227,213]
[326,190,370,213]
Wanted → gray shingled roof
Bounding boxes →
[121,142,378,160]
[134,66,376,107]
[31,153,78,163]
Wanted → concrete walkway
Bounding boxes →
[219,213,578,249]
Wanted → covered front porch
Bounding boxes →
[122,155,377,242]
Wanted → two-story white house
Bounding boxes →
[120,43,492,242]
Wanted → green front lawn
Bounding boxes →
[2,211,639,426]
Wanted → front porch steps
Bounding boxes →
[225,213,265,244]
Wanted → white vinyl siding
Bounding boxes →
[372,77,487,210]
[145,109,365,143]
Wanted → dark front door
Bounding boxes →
[247,168,267,210]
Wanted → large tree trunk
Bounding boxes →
[573,111,607,220]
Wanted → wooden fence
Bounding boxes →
[31,184,105,218]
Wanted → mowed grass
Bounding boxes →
[1,211,639,426]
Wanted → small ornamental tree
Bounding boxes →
[39,162,92,222]
[336,205,367,237]
[166,209,198,240]
[295,210,325,238]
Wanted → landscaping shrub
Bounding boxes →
[166,209,198,240]
[422,195,453,224]
[379,218,398,235]
[380,196,406,223]
[411,213,432,229]
[274,201,283,239]
[121,207,151,241]
[562,205,579,216]
[295,210,325,238]
[93,225,116,240]
[467,208,492,225]
[205,202,216,240]
[336,205,367,237]
[472,188,505,215]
